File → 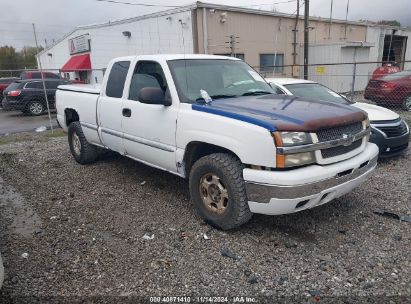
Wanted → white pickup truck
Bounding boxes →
[56,54,379,229]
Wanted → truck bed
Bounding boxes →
[56,85,102,147]
[58,84,101,94]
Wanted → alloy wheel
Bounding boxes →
[199,173,229,214]
[29,102,43,115]
[72,132,82,156]
[405,96,411,111]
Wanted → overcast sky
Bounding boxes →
[1,0,410,50]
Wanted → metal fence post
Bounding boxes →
[350,62,357,102]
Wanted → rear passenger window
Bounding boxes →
[106,61,130,98]
[25,81,43,89]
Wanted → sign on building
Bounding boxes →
[69,34,90,55]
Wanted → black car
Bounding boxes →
[2,79,70,116]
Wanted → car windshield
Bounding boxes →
[284,83,352,104]
[380,70,411,81]
[167,59,274,103]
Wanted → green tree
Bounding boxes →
[377,20,401,27]
[20,46,43,69]
[0,46,20,70]
[0,45,43,76]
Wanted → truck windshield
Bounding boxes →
[167,59,274,103]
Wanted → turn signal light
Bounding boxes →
[8,90,21,97]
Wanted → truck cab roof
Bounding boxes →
[111,54,241,62]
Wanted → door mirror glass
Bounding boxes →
[138,87,170,105]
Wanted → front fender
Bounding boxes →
[176,104,277,167]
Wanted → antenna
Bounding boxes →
[32,23,53,133]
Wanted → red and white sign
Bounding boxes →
[68,34,90,55]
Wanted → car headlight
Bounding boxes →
[272,132,315,168]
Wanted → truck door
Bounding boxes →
[122,60,177,172]
[98,60,130,154]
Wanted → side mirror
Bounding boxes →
[138,87,171,106]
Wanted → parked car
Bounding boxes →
[371,64,400,80]
[267,78,409,157]
[364,70,411,111]
[56,54,378,229]
[2,79,70,115]
[19,70,61,80]
[0,77,19,95]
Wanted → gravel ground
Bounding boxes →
[0,131,410,303]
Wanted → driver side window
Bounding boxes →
[129,61,168,101]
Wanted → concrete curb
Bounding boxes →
[0,252,4,289]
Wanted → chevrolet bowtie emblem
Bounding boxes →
[342,133,354,146]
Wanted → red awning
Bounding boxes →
[61,54,91,72]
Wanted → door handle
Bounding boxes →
[122,108,131,117]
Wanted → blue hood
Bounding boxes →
[192,94,367,132]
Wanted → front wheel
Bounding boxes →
[189,153,252,230]
[403,95,411,111]
[68,122,98,164]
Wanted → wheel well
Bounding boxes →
[183,142,240,176]
[65,108,79,126]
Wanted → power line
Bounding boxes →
[245,0,297,7]
[95,0,181,7]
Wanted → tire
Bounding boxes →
[68,121,98,164]
[189,153,252,230]
[27,100,45,116]
[403,95,411,111]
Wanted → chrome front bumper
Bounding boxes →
[244,143,379,215]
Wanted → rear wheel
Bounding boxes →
[189,153,252,230]
[27,101,45,116]
[68,122,98,164]
[403,95,411,111]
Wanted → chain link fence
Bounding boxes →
[1,62,411,125]
[254,61,411,126]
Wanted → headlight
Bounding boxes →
[273,132,315,168]
[275,131,312,146]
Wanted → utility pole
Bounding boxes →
[328,0,333,39]
[229,35,236,57]
[304,0,309,79]
[32,23,53,133]
[226,35,239,57]
[292,0,300,66]
[344,0,350,39]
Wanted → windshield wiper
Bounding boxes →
[196,94,236,101]
[242,91,273,96]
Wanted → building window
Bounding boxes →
[259,54,284,74]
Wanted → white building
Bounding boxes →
[38,1,411,90]
[39,6,194,84]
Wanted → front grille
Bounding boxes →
[375,120,408,138]
[321,139,363,158]
[317,122,363,142]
